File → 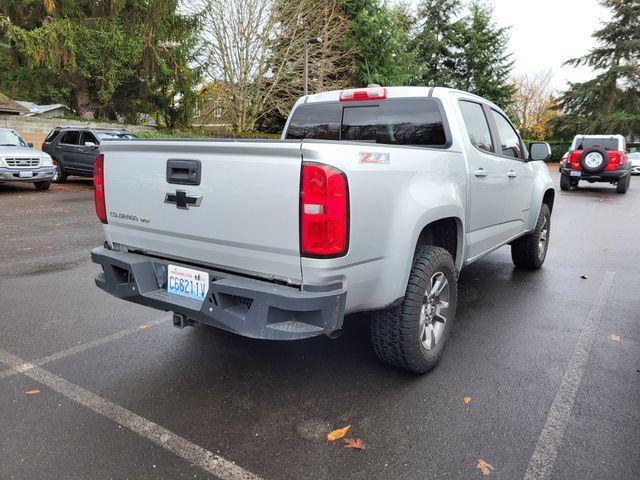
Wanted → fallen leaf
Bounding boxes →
[343,438,365,450]
[463,396,472,405]
[17,247,33,252]
[327,425,350,442]
[609,335,622,343]
[138,322,153,330]
[580,275,588,279]
[25,389,41,395]
[475,458,495,476]
[601,248,608,252]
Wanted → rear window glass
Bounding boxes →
[286,98,448,147]
[574,138,620,151]
[44,129,60,143]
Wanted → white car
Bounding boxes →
[0,128,56,190]
[629,152,640,175]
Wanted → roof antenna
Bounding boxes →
[364,58,374,87]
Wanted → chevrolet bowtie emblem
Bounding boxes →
[164,190,202,209]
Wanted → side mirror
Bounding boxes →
[85,141,97,148]
[529,142,551,161]
[27,142,34,148]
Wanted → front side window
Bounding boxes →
[491,109,523,159]
[61,131,80,145]
[81,132,99,145]
[459,101,493,153]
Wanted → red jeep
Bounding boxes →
[560,134,631,193]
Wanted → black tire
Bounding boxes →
[371,245,457,373]
[34,181,51,191]
[579,147,608,174]
[511,204,551,270]
[560,174,571,191]
[616,175,630,194]
[52,159,67,183]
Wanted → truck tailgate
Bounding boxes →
[101,140,303,284]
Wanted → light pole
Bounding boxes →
[303,37,322,96]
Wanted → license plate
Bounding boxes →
[570,170,581,177]
[167,264,209,301]
[19,171,33,178]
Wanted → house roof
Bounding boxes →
[16,101,71,116]
[0,92,29,114]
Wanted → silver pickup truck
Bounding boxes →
[91,86,554,373]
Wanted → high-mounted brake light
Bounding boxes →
[300,162,349,257]
[94,154,107,224]
[339,87,387,102]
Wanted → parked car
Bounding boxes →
[42,127,137,182]
[629,152,640,175]
[559,134,631,193]
[91,86,554,373]
[0,128,55,190]
[559,151,568,171]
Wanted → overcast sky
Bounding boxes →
[410,0,609,93]
[489,0,608,92]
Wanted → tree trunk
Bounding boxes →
[70,81,95,120]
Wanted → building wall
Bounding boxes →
[0,115,154,150]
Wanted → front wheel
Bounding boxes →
[34,181,51,191]
[371,246,457,373]
[511,204,551,269]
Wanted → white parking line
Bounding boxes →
[0,348,262,480]
[522,271,615,480]
[0,317,170,381]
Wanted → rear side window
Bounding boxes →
[459,101,493,153]
[490,109,523,159]
[286,98,449,147]
[61,130,80,145]
[44,129,60,143]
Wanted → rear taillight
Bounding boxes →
[339,87,386,102]
[300,162,349,257]
[93,154,107,223]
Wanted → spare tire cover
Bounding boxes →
[580,147,609,174]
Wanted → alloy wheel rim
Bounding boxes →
[539,217,548,258]
[52,161,60,182]
[419,271,450,350]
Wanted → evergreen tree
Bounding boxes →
[413,0,462,87]
[342,0,418,86]
[553,0,640,139]
[0,1,199,126]
[451,1,515,108]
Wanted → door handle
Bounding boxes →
[474,168,488,178]
[507,170,517,178]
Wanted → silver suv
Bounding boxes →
[0,128,55,190]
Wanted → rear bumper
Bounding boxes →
[0,166,55,182]
[91,247,346,340]
[560,164,630,182]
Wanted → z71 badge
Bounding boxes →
[359,152,390,164]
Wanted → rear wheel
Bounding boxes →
[52,159,67,183]
[371,245,457,373]
[511,204,550,269]
[560,174,571,191]
[616,175,630,194]
[34,181,51,191]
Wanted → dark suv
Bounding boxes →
[559,134,631,193]
[42,127,137,182]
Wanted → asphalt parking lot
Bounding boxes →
[1,171,639,480]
